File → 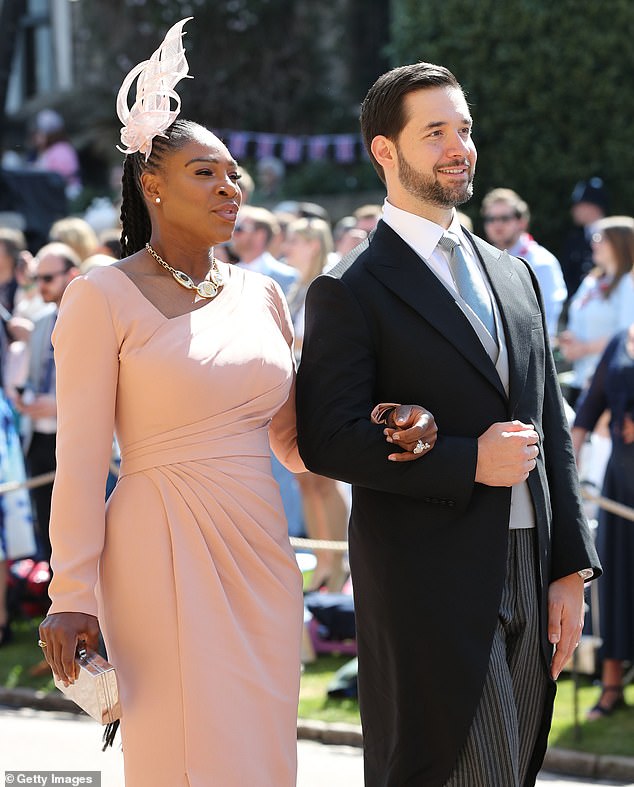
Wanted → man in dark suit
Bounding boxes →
[296,63,600,787]
[559,177,607,300]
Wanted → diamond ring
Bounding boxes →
[413,439,431,455]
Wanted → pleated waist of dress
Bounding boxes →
[118,424,272,477]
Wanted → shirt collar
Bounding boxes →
[381,198,469,260]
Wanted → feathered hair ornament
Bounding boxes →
[116,17,193,161]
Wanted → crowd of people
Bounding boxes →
[0,18,631,787]
[1,126,633,682]
[1,142,632,658]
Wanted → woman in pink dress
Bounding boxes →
[36,20,306,786]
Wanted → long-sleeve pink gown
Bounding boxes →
[47,262,305,786]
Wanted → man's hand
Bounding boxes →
[16,393,57,420]
[558,331,586,361]
[622,414,634,445]
[475,421,539,486]
[383,404,438,462]
[548,572,585,679]
[7,316,34,342]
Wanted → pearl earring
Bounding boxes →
[155,197,161,204]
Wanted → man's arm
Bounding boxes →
[298,273,493,509]
[520,259,601,677]
[533,265,601,582]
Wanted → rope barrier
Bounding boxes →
[0,469,632,551]
[290,536,348,553]
[0,471,56,494]
[580,487,634,522]
[0,463,120,496]
[292,487,634,550]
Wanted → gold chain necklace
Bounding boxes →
[145,243,224,300]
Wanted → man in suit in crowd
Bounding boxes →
[559,177,608,300]
[232,204,299,293]
[481,187,567,339]
[18,242,79,561]
[296,62,600,787]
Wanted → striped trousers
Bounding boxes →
[444,528,548,787]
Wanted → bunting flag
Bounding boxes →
[281,136,303,164]
[215,129,365,164]
[227,131,251,158]
[308,135,329,161]
[334,134,356,163]
[255,133,278,159]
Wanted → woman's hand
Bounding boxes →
[371,403,438,462]
[558,331,586,362]
[38,612,100,686]
[622,414,634,445]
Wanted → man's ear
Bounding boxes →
[371,136,396,174]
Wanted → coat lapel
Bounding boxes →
[467,232,534,412]
[365,223,506,401]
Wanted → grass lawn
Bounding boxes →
[548,674,634,757]
[0,617,55,693]
[299,655,360,726]
[298,653,634,758]
[3,620,633,758]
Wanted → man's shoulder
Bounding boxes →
[323,235,373,281]
[470,232,540,291]
[470,230,537,275]
[465,230,505,261]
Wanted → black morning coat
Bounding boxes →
[295,221,601,787]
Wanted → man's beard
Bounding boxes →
[396,145,474,208]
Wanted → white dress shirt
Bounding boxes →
[381,199,536,530]
[382,199,485,294]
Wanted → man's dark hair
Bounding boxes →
[0,228,26,270]
[119,119,209,257]
[360,62,462,185]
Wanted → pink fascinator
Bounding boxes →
[116,17,193,161]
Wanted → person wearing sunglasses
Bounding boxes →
[481,188,567,339]
[16,242,79,564]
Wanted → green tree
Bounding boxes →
[61,0,356,182]
[389,0,634,253]
[0,0,27,149]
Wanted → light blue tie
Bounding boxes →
[438,233,496,339]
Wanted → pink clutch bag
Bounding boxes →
[54,646,122,725]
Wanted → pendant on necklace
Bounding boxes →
[195,279,219,299]
[146,243,224,300]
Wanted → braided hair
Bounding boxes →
[119,119,209,257]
